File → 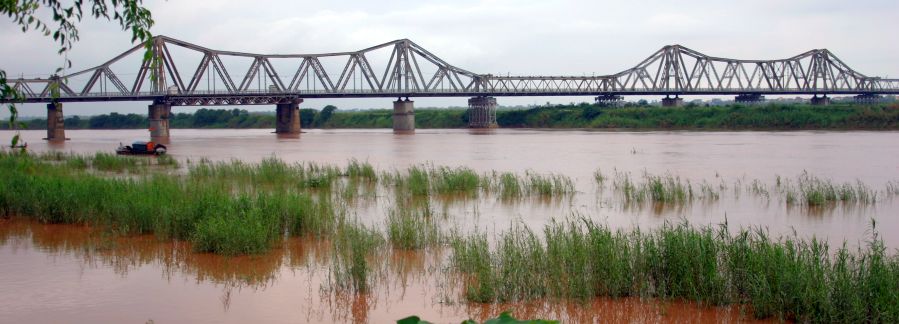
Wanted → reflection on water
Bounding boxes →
[0,218,767,323]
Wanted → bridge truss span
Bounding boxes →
[7,36,899,104]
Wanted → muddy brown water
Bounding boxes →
[2,128,898,323]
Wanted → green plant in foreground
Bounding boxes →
[451,218,899,322]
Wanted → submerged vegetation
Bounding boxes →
[451,218,899,322]
[597,168,895,208]
[2,151,899,322]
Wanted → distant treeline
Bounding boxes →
[5,103,899,130]
[6,106,338,130]
[326,102,899,129]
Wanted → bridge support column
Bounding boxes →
[148,102,172,141]
[393,98,415,133]
[275,99,303,134]
[735,94,765,104]
[44,102,67,141]
[854,94,883,104]
[810,95,831,106]
[467,96,497,128]
[661,95,683,107]
[595,95,623,106]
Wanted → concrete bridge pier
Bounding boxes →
[595,95,624,106]
[467,96,497,128]
[44,102,67,141]
[735,94,765,104]
[275,99,303,134]
[148,102,172,141]
[661,95,684,107]
[854,93,883,104]
[393,98,415,133]
[810,95,831,106]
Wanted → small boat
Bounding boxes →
[4,142,27,150]
[116,140,167,155]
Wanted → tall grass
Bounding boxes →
[344,159,377,181]
[525,172,575,197]
[91,152,147,172]
[776,172,879,206]
[187,157,341,190]
[611,171,696,204]
[0,153,336,255]
[386,205,440,250]
[331,222,384,293]
[451,218,899,322]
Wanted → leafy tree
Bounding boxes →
[299,108,317,127]
[1,0,155,147]
[314,105,337,127]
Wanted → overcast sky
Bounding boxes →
[3,0,899,117]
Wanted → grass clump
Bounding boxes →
[91,152,146,172]
[430,166,483,195]
[778,172,879,206]
[495,172,523,199]
[612,171,694,204]
[191,195,281,255]
[525,172,574,196]
[345,159,377,181]
[0,153,338,256]
[331,222,384,293]
[451,219,899,322]
[386,205,440,250]
[155,154,179,168]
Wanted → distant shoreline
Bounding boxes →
[4,102,898,130]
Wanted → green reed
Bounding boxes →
[187,157,341,190]
[495,172,523,199]
[386,204,440,250]
[777,172,879,206]
[155,154,179,168]
[0,152,337,255]
[345,159,377,182]
[525,172,575,197]
[611,171,696,204]
[91,152,147,172]
[331,222,385,293]
[450,218,899,322]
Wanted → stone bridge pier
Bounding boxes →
[275,99,303,134]
[393,98,415,133]
[661,95,684,107]
[735,94,766,104]
[44,102,67,141]
[148,102,172,142]
[467,96,497,128]
[810,95,831,106]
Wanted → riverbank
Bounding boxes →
[7,103,899,130]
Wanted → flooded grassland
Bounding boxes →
[1,128,898,323]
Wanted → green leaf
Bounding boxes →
[396,315,432,324]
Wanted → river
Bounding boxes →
[1,128,897,323]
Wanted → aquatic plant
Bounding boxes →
[450,218,899,322]
[331,222,384,293]
[386,205,440,250]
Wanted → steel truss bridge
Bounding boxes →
[7,35,899,106]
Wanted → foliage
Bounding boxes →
[450,218,899,322]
